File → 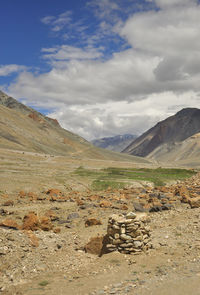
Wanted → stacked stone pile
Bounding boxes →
[106,212,151,254]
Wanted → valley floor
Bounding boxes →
[0,149,200,295]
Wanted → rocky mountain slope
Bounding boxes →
[123,108,200,165]
[91,134,137,152]
[0,91,150,164]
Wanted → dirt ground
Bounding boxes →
[1,149,200,295]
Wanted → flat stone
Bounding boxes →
[133,241,143,248]
[67,212,80,220]
[120,234,132,240]
[126,212,137,219]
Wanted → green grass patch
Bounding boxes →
[38,280,49,287]
[74,166,196,190]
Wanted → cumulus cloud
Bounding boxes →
[47,91,200,140]
[153,0,196,8]
[0,64,27,76]
[5,0,200,139]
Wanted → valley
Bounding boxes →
[1,92,200,295]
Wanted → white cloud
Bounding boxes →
[154,0,196,8]
[0,64,27,76]
[47,91,200,140]
[41,45,103,61]
[6,0,200,139]
[41,11,72,32]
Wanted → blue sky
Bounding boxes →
[1,0,200,139]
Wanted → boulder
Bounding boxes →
[40,216,53,231]
[85,218,102,227]
[2,200,14,206]
[189,197,200,208]
[0,218,19,229]
[22,212,40,231]
[84,235,109,256]
[100,201,112,208]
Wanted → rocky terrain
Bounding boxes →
[1,91,200,294]
[1,169,200,295]
[91,134,137,152]
[123,108,200,167]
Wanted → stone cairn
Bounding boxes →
[106,212,151,254]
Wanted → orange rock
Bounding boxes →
[88,195,100,201]
[76,198,84,206]
[40,216,53,231]
[2,200,14,206]
[22,212,40,231]
[18,191,26,198]
[189,197,200,208]
[120,204,128,210]
[53,227,61,233]
[27,192,38,200]
[85,218,102,227]
[0,218,19,229]
[100,200,112,208]
[84,235,109,256]
[174,185,190,203]
[25,231,39,247]
[46,189,62,197]
[45,210,58,221]
[28,112,44,123]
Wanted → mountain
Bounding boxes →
[91,134,137,152]
[0,91,150,164]
[146,132,200,167]
[123,108,200,161]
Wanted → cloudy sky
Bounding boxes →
[1,0,200,140]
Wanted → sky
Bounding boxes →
[1,0,200,140]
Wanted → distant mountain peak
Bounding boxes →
[91,134,137,152]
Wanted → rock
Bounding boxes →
[189,197,200,208]
[40,216,53,231]
[67,212,80,220]
[0,208,8,216]
[44,210,59,221]
[133,202,147,212]
[85,218,102,227]
[149,206,162,212]
[120,204,128,210]
[84,235,110,256]
[133,241,143,248]
[126,212,136,219]
[22,212,40,231]
[18,190,26,198]
[120,234,132,240]
[24,231,39,247]
[2,200,14,206]
[46,189,62,197]
[53,227,61,233]
[0,218,19,229]
[100,201,112,208]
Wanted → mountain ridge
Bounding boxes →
[123,107,200,158]
[91,134,137,152]
[0,91,150,164]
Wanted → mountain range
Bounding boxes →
[123,108,200,167]
[0,91,150,164]
[91,134,137,152]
